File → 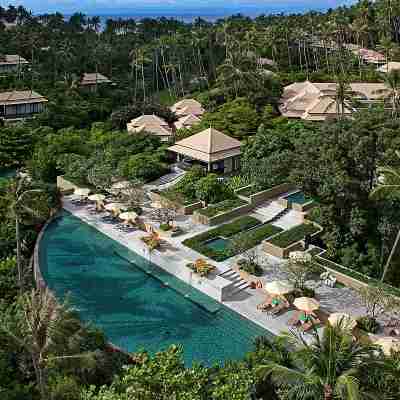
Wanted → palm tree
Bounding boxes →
[0,288,93,400]
[370,150,400,282]
[3,176,49,291]
[258,324,380,400]
[378,70,400,117]
[334,74,353,120]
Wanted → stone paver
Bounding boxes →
[62,196,393,341]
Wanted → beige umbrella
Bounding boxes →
[294,297,320,312]
[88,194,106,202]
[150,202,163,209]
[111,181,130,190]
[119,211,138,223]
[375,337,400,355]
[328,312,357,330]
[104,203,126,213]
[74,188,90,197]
[265,280,294,295]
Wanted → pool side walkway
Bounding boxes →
[62,199,301,338]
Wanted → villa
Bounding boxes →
[174,114,201,130]
[168,127,241,173]
[170,98,205,117]
[355,48,386,65]
[377,62,400,73]
[127,114,173,141]
[280,81,388,121]
[79,73,112,91]
[0,54,29,74]
[0,90,48,120]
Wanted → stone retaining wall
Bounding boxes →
[248,183,296,206]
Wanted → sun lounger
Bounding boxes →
[269,301,290,317]
[288,311,302,327]
[257,296,272,311]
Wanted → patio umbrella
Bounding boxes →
[109,181,131,194]
[111,181,130,190]
[265,280,294,295]
[294,297,320,312]
[289,251,312,263]
[375,337,400,355]
[150,202,163,209]
[74,188,90,197]
[119,211,138,223]
[88,194,106,202]
[328,312,357,330]
[104,203,126,213]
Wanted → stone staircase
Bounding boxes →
[218,268,251,296]
[254,201,286,221]
[153,169,186,187]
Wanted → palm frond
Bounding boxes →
[335,374,360,400]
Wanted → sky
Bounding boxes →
[0,0,357,16]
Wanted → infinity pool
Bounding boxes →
[39,211,271,365]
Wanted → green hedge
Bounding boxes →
[183,216,282,261]
[197,198,247,217]
[315,255,400,298]
[235,223,282,245]
[268,224,320,248]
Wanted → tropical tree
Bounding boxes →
[378,69,400,117]
[3,176,50,290]
[370,150,400,282]
[0,287,93,400]
[258,324,381,400]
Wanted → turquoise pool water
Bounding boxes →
[205,237,230,251]
[0,168,16,186]
[284,191,310,205]
[39,211,271,365]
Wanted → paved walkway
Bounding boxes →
[63,197,310,338]
[62,196,392,341]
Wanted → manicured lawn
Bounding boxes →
[183,216,282,261]
[197,198,248,217]
[268,224,320,248]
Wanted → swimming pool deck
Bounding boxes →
[62,197,303,338]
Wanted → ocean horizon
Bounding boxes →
[53,1,357,22]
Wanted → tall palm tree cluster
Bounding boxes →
[1,0,400,106]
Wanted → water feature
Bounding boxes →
[39,211,271,365]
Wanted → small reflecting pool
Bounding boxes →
[284,191,311,205]
[204,237,231,252]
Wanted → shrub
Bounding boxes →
[195,174,233,204]
[238,260,263,277]
[357,316,380,333]
[268,224,320,248]
[160,223,171,231]
[119,154,168,182]
[299,287,315,298]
